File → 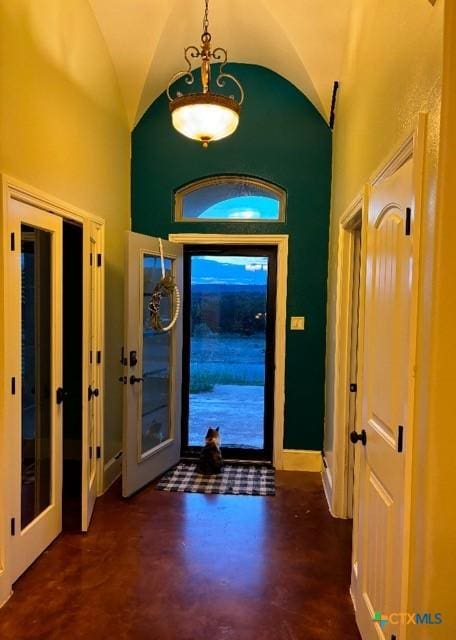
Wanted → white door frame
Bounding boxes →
[168,233,288,470]
[0,175,105,605]
[325,115,427,527]
[323,192,368,519]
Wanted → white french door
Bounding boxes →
[6,197,63,582]
[122,233,183,497]
[351,156,417,639]
[82,221,103,530]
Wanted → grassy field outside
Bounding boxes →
[189,333,265,393]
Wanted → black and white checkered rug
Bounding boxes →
[156,462,275,496]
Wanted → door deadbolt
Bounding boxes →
[88,385,100,400]
[350,429,367,446]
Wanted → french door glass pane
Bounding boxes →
[21,225,52,529]
[142,255,172,455]
[188,255,268,449]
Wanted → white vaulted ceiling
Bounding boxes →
[88,0,353,129]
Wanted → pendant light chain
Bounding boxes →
[203,0,210,37]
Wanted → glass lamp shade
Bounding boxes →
[169,93,240,145]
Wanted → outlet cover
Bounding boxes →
[290,316,305,331]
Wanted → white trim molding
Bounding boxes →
[326,192,367,519]
[282,450,323,472]
[322,458,334,513]
[103,453,123,494]
[168,233,288,469]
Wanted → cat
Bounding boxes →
[197,427,223,475]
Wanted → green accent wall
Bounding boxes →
[131,64,331,451]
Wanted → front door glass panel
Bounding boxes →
[21,224,52,529]
[141,255,172,455]
[183,248,276,460]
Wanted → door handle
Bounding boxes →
[88,385,100,400]
[129,375,144,385]
[350,429,367,446]
[56,387,69,405]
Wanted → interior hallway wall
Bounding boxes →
[324,0,443,515]
[407,2,456,635]
[0,0,130,483]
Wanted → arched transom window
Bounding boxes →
[174,176,286,222]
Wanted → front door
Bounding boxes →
[181,245,277,462]
[7,197,63,582]
[122,233,183,497]
[351,156,417,639]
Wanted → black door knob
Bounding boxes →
[350,429,367,446]
[56,387,69,405]
[130,375,144,385]
[118,376,127,384]
[88,385,99,400]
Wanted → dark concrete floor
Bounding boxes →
[0,471,360,640]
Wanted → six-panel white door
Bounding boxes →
[352,157,416,640]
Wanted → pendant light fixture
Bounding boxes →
[167,0,244,148]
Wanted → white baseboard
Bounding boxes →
[281,449,323,472]
[322,464,336,516]
[103,452,122,494]
[0,585,12,609]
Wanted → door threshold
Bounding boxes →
[180,456,274,467]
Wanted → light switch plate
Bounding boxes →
[290,316,305,330]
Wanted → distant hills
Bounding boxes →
[191,257,268,287]
[192,283,266,294]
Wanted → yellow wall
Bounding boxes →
[324,0,443,508]
[0,1,130,468]
[407,1,456,634]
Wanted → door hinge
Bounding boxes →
[90,253,93,266]
[321,451,327,469]
[89,350,93,364]
[11,517,15,536]
[96,350,102,364]
[11,377,16,395]
[350,383,357,393]
[96,446,101,459]
[89,446,92,459]
[397,425,404,453]
[405,207,412,236]
[10,232,15,251]
[97,253,102,267]
[120,346,128,366]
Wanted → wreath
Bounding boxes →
[148,239,181,333]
